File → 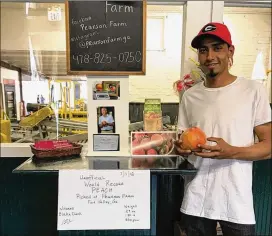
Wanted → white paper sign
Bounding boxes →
[93,134,119,151]
[57,170,150,230]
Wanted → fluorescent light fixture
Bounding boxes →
[25,2,29,15]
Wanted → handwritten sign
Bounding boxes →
[57,170,150,230]
[93,134,119,151]
[65,1,146,75]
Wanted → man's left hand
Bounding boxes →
[194,137,236,159]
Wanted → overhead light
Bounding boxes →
[25,2,37,16]
[25,2,29,15]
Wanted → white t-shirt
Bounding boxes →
[99,115,114,131]
[178,77,271,224]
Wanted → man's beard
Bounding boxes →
[207,70,218,78]
[200,67,218,78]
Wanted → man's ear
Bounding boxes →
[228,45,235,58]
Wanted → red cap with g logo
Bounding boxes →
[191,22,232,49]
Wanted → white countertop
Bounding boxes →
[1,143,33,157]
[0,143,89,158]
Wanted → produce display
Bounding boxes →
[131,131,177,156]
[179,127,206,150]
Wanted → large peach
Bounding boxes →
[140,137,152,150]
[132,148,145,155]
[151,134,164,146]
[180,127,206,150]
[146,148,157,155]
[132,139,140,147]
[134,133,145,141]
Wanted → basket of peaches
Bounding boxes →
[130,132,177,168]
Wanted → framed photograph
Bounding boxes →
[92,81,120,100]
[130,131,177,156]
[102,81,120,98]
[97,106,116,134]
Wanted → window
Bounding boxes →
[146,17,165,51]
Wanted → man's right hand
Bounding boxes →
[174,139,192,156]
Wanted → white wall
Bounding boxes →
[130,13,183,103]
[223,7,271,79]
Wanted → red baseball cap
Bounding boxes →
[191,22,232,49]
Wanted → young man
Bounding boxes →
[175,22,271,236]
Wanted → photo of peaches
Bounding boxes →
[131,131,177,156]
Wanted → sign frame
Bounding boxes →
[65,0,147,76]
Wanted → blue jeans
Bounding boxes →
[181,213,256,236]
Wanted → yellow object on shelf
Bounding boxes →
[19,106,52,128]
[0,110,11,143]
[0,120,11,143]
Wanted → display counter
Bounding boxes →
[7,154,196,236]
[1,152,271,236]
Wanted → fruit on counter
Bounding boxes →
[160,144,169,154]
[146,148,157,155]
[140,137,152,150]
[132,148,145,155]
[151,134,164,146]
[166,139,172,149]
[131,132,176,156]
[132,139,140,147]
[180,127,206,150]
[134,133,145,141]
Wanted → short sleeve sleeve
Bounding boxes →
[254,84,271,127]
[177,96,190,133]
[109,115,114,123]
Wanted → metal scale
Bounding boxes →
[93,91,110,100]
